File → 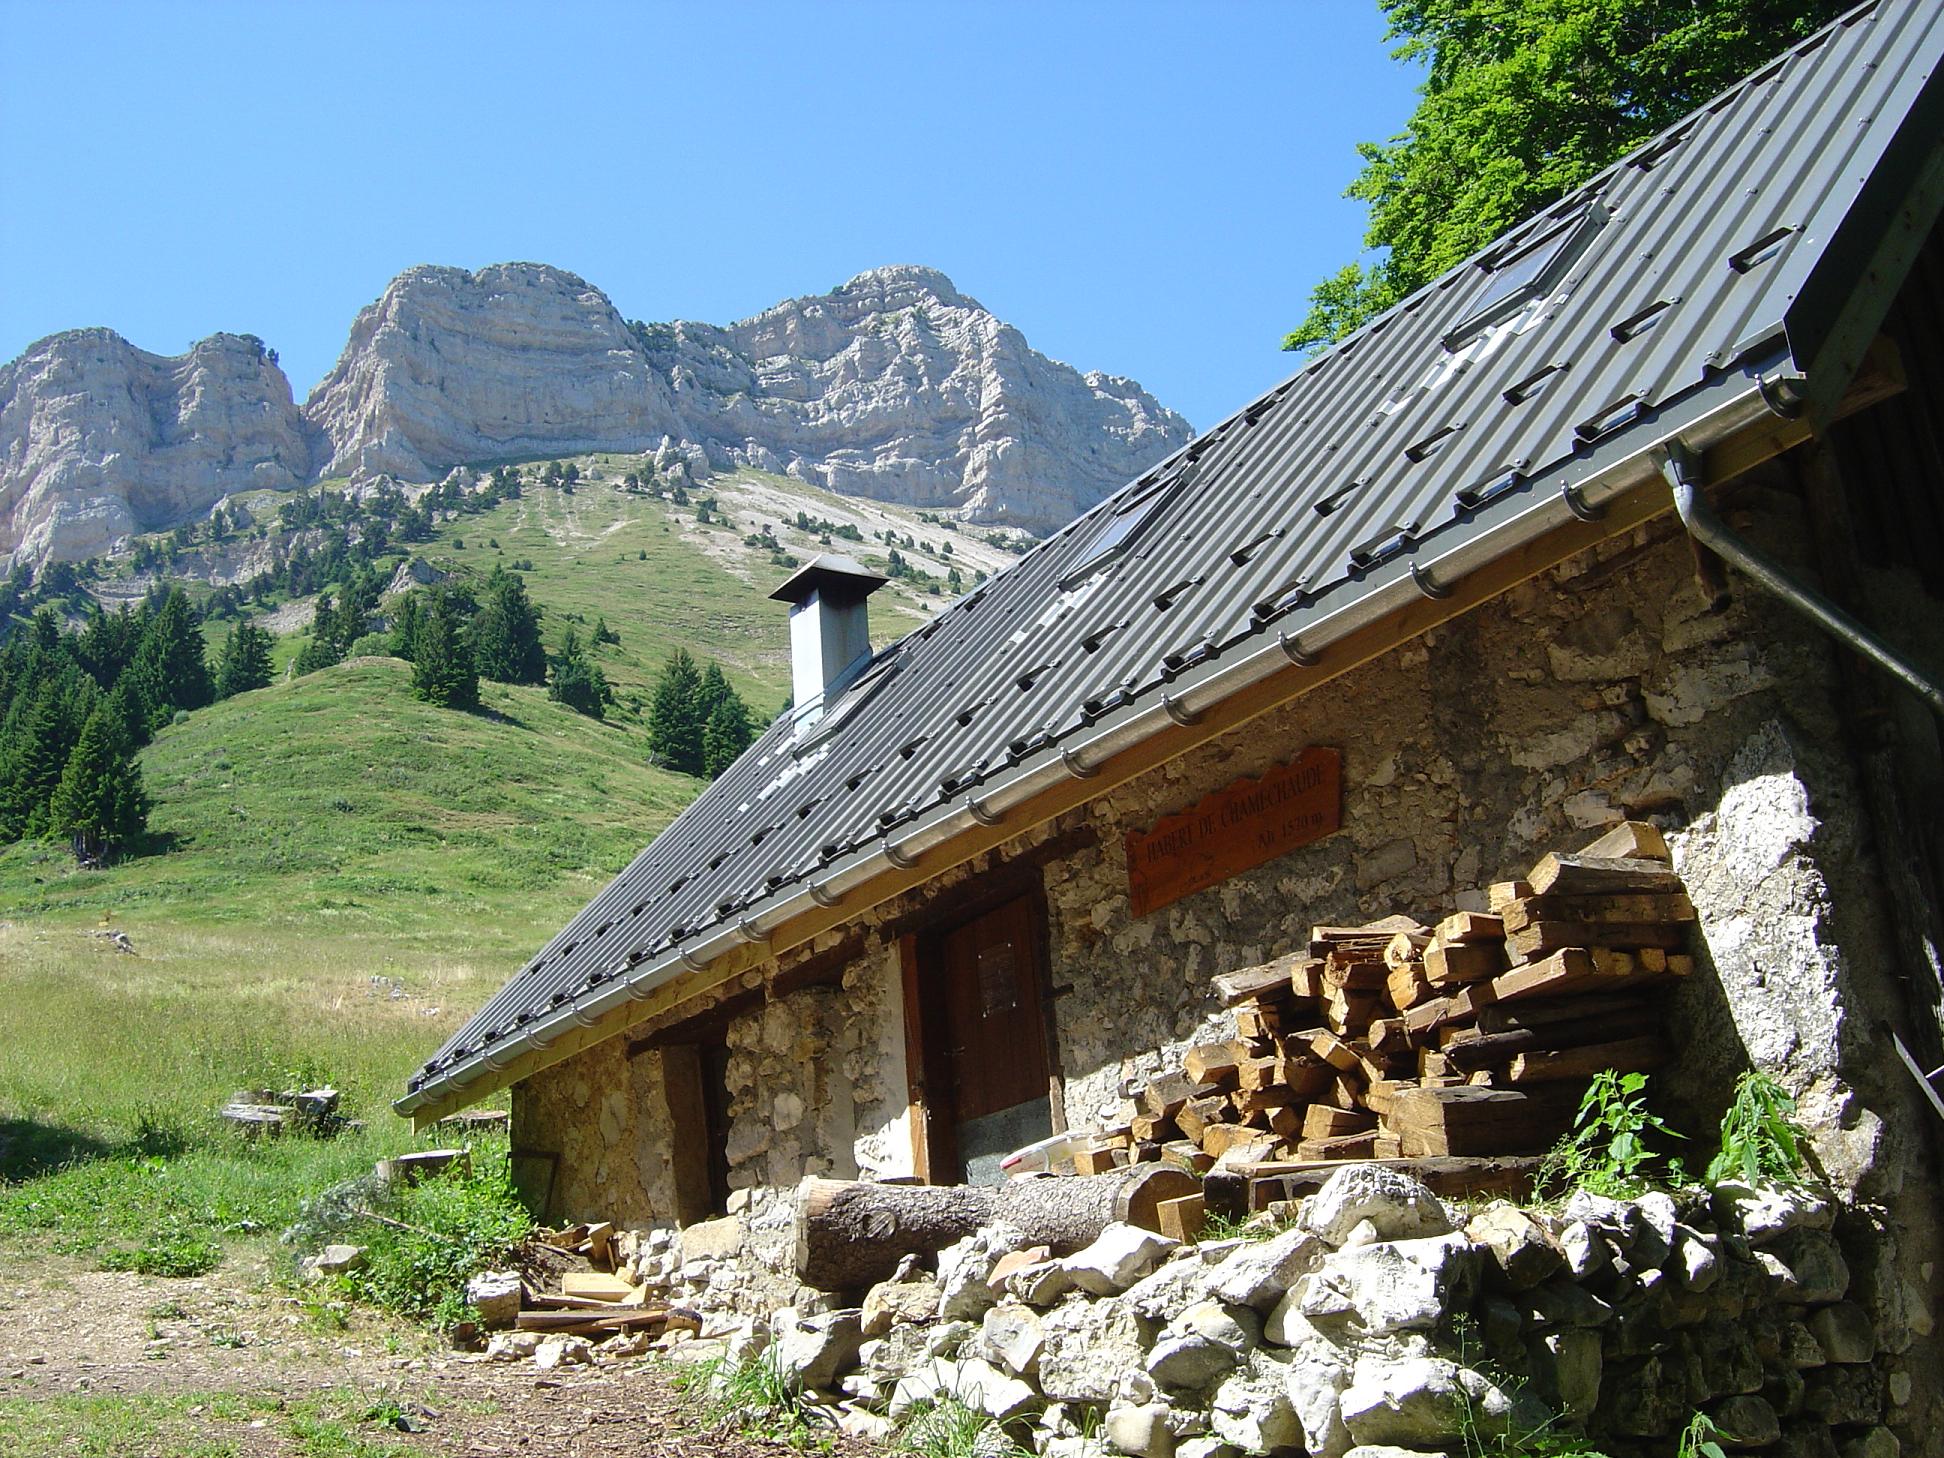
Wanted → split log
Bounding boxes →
[1498,892,1696,933]
[1505,919,1691,960]
[1424,941,1507,986]
[1433,912,1505,944]
[794,1165,1200,1290]
[1141,1071,1197,1118]
[1184,1043,1240,1087]
[1384,931,1431,969]
[1439,1009,1661,1072]
[1505,1035,1667,1084]
[1579,820,1671,863]
[1212,959,1298,1006]
[1527,853,1683,897]
[1388,1085,1580,1157]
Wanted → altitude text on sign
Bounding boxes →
[1125,747,1343,918]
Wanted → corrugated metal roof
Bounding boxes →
[403,0,1944,1108]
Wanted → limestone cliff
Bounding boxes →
[3,264,1193,565]
[306,262,1192,530]
[0,330,313,564]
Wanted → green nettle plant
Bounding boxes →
[1708,1070,1808,1187]
[1537,1070,1683,1198]
[1677,1411,1734,1458]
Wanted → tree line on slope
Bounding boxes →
[0,589,274,863]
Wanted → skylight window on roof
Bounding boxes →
[1444,201,1607,350]
[1060,474,1182,588]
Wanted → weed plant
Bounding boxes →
[674,1352,828,1449]
[893,1397,1032,1458]
[1536,1071,1684,1199]
[331,1142,532,1327]
[1707,1071,1808,1187]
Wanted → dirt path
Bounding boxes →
[0,1254,825,1458]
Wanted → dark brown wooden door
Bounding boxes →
[937,895,1051,1123]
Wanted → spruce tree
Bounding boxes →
[215,621,275,699]
[127,587,211,725]
[48,703,148,864]
[702,692,754,779]
[547,628,611,719]
[0,678,86,839]
[293,593,344,676]
[389,592,424,661]
[647,649,705,775]
[473,568,547,684]
[410,592,480,711]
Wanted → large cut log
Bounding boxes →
[794,1165,1200,1290]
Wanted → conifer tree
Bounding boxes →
[702,692,754,779]
[215,621,275,699]
[292,593,344,676]
[410,591,480,711]
[647,649,705,775]
[389,592,425,661]
[48,702,148,864]
[473,568,547,684]
[547,627,611,719]
[697,661,732,728]
[126,587,211,725]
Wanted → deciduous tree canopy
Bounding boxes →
[1284,0,1847,351]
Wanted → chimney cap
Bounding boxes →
[769,553,889,606]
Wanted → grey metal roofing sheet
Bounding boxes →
[407,0,1944,1098]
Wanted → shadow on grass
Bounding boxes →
[0,1110,193,1183]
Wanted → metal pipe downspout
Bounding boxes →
[1656,440,1944,721]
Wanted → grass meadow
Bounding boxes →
[0,658,699,1270]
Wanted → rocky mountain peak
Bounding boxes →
[4,263,1194,566]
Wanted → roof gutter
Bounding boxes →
[1658,438,1944,720]
[395,371,1790,1123]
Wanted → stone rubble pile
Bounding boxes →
[470,1165,1904,1457]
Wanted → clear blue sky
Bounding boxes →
[0,2,1420,431]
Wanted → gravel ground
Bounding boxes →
[0,1253,862,1458]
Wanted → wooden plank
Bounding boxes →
[1308,1029,1362,1072]
[1161,1141,1215,1175]
[1476,990,1661,1034]
[1289,958,1328,1000]
[1528,853,1684,897]
[1498,892,1697,933]
[1453,949,1603,1016]
[1440,1008,1661,1072]
[1212,958,1301,1007]
[1202,1122,1271,1159]
[1488,880,1533,912]
[1302,1104,1376,1139]
[1578,821,1671,864]
[1506,1035,1667,1084]
[1505,919,1690,960]
[1424,941,1507,986]
[1183,1043,1241,1088]
[1295,1132,1379,1161]
[1387,963,1433,1011]
[1389,1085,1580,1156]
[1176,1095,1232,1143]
[1127,748,1343,918]
[1434,912,1505,945]
[1155,1192,1206,1244]
[1142,1071,1198,1119]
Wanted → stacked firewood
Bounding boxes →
[1094,822,1694,1174]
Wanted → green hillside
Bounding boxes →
[0,656,695,947]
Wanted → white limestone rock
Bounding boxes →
[1339,1355,1516,1449]
[1209,1351,1303,1453]
[1145,1300,1259,1394]
[1039,1297,1155,1405]
[862,1276,943,1337]
[1104,1402,1177,1458]
[1204,1227,1326,1310]
[301,263,1191,532]
[978,1303,1045,1379]
[533,1334,594,1369]
[464,1270,523,1329]
[1299,1235,1481,1336]
[0,328,313,566]
[770,1307,864,1391]
[1301,1166,1455,1247]
[1063,1223,1178,1297]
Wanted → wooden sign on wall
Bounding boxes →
[1125,747,1342,918]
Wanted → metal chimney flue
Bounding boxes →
[770,553,889,722]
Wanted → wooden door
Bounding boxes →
[934,893,1053,1181]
